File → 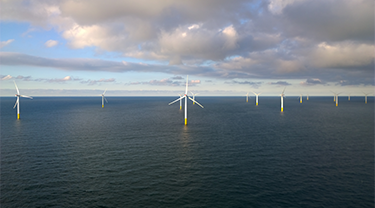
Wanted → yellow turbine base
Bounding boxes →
[193,102,195,105]
[102,105,104,108]
[300,101,302,103]
[180,106,182,110]
[281,107,283,112]
[365,101,367,104]
[336,103,338,106]
[185,118,187,125]
[256,103,258,106]
[17,114,20,119]
[246,100,248,102]
[307,98,309,100]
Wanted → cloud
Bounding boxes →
[226,80,262,88]
[0,0,373,86]
[171,76,183,80]
[45,40,59,47]
[1,75,13,80]
[300,78,326,86]
[269,81,292,86]
[0,39,14,48]
[81,78,115,85]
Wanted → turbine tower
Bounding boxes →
[190,91,199,105]
[101,89,108,108]
[280,87,286,112]
[169,76,204,125]
[178,94,183,109]
[13,81,33,119]
[252,91,261,105]
[245,92,250,102]
[333,92,341,106]
[299,94,303,103]
[363,92,370,104]
[331,91,337,102]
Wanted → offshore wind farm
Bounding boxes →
[0,0,374,207]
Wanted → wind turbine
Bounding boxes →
[332,92,341,106]
[101,89,108,108]
[252,91,261,105]
[178,94,183,109]
[331,91,337,102]
[190,91,199,105]
[347,93,351,101]
[363,92,370,104]
[13,81,33,119]
[307,94,309,101]
[280,87,286,112]
[245,92,250,102]
[299,94,303,103]
[169,76,204,125]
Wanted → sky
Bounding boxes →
[0,0,374,96]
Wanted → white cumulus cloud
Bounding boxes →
[45,40,59,47]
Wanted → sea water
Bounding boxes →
[1,96,374,207]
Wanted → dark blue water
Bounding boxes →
[1,96,374,207]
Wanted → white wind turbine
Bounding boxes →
[178,94,183,109]
[280,87,286,112]
[101,89,108,108]
[333,92,341,106]
[299,94,303,103]
[252,91,261,105]
[331,91,336,102]
[362,92,371,104]
[169,76,204,125]
[245,92,250,102]
[13,81,33,119]
[347,93,351,101]
[307,94,309,101]
[190,91,199,105]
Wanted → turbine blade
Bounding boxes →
[282,87,286,94]
[13,99,19,109]
[188,97,204,108]
[104,97,108,103]
[14,81,20,94]
[103,89,107,95]
[20,95,33,99]
[169,96,185,105]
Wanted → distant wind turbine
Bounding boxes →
[245,92,250,102]
[362,92,370,104]
[252,91,261,105]
[347,93,351,101]
[280,87,286,112]
[190,91,199,105]
[101,89,108,108]
[333,92,341,106]
[331,91,337,102]
[169,76,204,125]
[307,94,309,101]
[13,81,33,119]
[178,94,183,109]
[299,94,303,103]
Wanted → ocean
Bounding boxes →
[1,96,374,207]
